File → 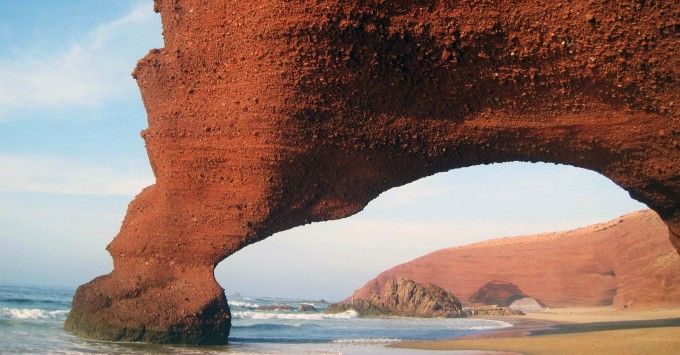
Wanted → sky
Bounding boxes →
[0,1,647,301]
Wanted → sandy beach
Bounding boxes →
[393,308,680,355]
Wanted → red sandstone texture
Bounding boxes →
[66,0,679,344]
[349,210,680,309]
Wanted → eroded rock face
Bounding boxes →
[67,0,679,344]
[326,279,463,317]
[349,211,680,309]
[65,267,231,344]
[470,281,528,307]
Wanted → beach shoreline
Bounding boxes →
[392,307,680,354]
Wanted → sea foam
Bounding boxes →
[0,307,69,320]
[233,309,358,320]
[464,320,514,330]
[228,300,260,309]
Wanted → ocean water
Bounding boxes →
[0,284,513,354]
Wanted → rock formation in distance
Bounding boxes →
[66,0,680,344]
[326,279,464,317]
[348,211,680,310]
[470,281,529,307]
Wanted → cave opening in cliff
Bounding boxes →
[215,161,653,304]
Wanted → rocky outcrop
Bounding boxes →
[463,306,525,316]
[298,304,318,312]
[326,279,463,317]
[68,0,679,344]
[470,281,528,307]
[349,211,680,310]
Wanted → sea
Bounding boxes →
[0,284,514,354]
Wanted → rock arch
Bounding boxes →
[66,0,679,344]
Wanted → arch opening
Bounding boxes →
[212,162,680,344]
[215,161,649,302]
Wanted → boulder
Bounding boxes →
[298,304,317,312]
[327,279,463,317]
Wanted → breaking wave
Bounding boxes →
[0,308,69,320]
[228,300,260,309]
[233,310,358,320]
[464,320,514,330]
[232,323,307,330]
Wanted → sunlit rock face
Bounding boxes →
[326,279,464,317]
[349,211,680,310]
[66,0,679,344]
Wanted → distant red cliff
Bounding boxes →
[349,210,680,309]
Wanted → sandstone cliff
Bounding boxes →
[327,279,464,317]
[349,211,680,309]
[67,0,679,344]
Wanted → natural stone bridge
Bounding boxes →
[65,0,679,344]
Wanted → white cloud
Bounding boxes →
[0,153,154,196]
[0,1,161,118]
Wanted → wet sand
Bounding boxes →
[392,308,680,355]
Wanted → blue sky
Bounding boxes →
[0,1,646,301]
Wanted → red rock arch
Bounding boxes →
[65,0,679,344]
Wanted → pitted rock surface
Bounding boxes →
[66,0,680,344]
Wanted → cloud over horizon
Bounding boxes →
[0,153,154,196]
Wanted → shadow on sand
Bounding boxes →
[530,317,680,336]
